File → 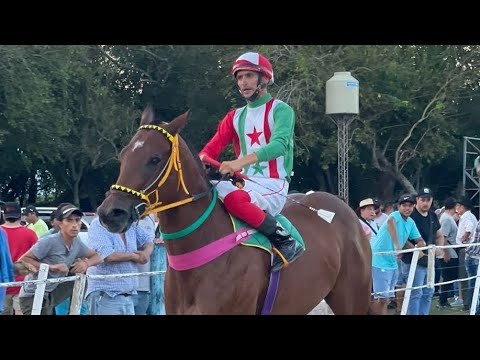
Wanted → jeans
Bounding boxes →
[55,297,89,315]
[0,288,5,313]
[86,291,135,315]
[465,256,480,314]
[133,291,150,315]
[401,262,434,315]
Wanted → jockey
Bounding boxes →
[199,52,304,271]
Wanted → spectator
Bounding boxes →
[0,225,14,313]
[134,214,156,315]
[85,217,154,315]
[39,203,70,239]
[356,198,380,242]
[464,216,480,314]
[18,204,102,315]
[1,202,37,315]
[437,197,459,309]
[23,205,48,237]
[452,196,477,310]
[373,198,389,228]
[400,187,442,315]
[370,194,425,315]
[51,203,88,315]
[147,213,167,315]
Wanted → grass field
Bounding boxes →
[388,296,469,315]
[429,297,468,315]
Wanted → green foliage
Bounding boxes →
[1,45,478,205]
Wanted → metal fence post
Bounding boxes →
[427,246,435,289]
[401,250,420,315]
[31,263,49,315]
[69,274,87,315]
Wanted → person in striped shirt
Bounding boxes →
[199,52,303,271]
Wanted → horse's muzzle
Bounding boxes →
[97,205,132,233]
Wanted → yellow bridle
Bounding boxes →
[110,125,192,217]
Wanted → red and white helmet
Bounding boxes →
[231,52,274,85]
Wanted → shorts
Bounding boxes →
[372,266,398,299]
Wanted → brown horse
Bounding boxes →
[98,107,372,314]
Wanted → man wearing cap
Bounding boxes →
[17,204,102,315]
[23,205,49,238]
[356,198,380,241]
[400,188,442,315]
[370,194,425,315]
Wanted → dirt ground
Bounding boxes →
[308,297,469,315]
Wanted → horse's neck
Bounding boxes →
[160,194,233,256]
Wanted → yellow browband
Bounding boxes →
[110,125,191,216]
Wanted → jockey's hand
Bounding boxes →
[219,160,243,176]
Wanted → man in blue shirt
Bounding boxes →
[370,194,425,315]
[85,218,154,315]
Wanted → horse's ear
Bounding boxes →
[140,106,155,126]
[166,111,190,135]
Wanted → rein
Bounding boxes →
[110,124,210,218]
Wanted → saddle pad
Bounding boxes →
[232,214,305,254]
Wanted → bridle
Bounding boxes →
[110,124,204,218]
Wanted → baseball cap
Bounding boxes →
[398,194,416,205]
[358,198,380,209]
[417,187,433,198]
[56,204,84,221]
[4,202,22,220]
[23,205,37,215]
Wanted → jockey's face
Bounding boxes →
[236,70,267,99]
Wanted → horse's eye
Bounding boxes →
[148,156,162,166]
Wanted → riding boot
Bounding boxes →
[257,213,304,271]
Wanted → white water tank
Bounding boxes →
[325,71,359,115]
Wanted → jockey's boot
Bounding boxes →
[257,213,304,272]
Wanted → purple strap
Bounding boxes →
[261,270,281,315]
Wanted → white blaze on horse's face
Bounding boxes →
[132,140,145,152]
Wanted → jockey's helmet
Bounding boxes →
[231,52,274,85]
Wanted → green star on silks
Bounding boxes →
[252,162,267,175]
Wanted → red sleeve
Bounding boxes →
[199,110,236,160]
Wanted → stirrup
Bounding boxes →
[271,244,304,272]
[272,246,289,269]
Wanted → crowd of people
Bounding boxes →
[0,202,167,315]
[359,190,480,315]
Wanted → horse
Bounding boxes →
[98,107,372,314]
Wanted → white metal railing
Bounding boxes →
[0,267,166,315]
[2,242,480,315]
[372,242,480,315]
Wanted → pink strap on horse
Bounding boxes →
[167,227,256,271]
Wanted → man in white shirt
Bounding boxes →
[454,196,478,310]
